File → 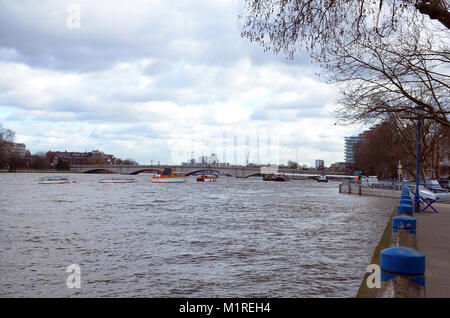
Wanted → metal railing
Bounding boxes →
[341,180,414,192]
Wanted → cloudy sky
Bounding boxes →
[0,0,362,166]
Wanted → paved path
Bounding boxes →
[416,203,450,297]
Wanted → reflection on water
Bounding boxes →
[0,173,396,297]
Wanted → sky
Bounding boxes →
[0,0,363,166]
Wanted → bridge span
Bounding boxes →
[70,164,355,179]
[70,164,264,178]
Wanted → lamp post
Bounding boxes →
[415,104,424,213]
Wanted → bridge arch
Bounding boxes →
[184,169,222,177]
[244,172,262,178]
[129,169,161,175]
[83,168,113,174]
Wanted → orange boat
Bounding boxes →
[196,175,218,182]
[152,168,187,183]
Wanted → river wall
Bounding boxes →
[339,183,402,198]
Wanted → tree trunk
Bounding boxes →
[416,0,450,29]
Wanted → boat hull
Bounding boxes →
[196,176,218,182]
[38,180,70,184]
[152,177,187,183]
[99,179,137,183]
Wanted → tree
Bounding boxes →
[0,124,15,168]
[122,158,138,165]
[8,157,26,171]
[416,1,450,28]
[55,160,70,171]
[354,118,446,178]
[241,0,449,126]
[30,152,51,170]
[353,123,400,177]
[287,160,298,168]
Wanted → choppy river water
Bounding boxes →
[0,173,396,297]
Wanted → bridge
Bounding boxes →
[70,164,264,178]
[70,164,354,179]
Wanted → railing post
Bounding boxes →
[379,247,425,298]
[390,216,417,248]
[397,203,413,216]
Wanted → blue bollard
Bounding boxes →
[397,203,413,215]
[401,193,411,199]
[399,199,413,206]
[380,247,426,297]
[392,216,416,234]
[391,216,417,248]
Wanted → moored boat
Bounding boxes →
[273,174,287,182]
[38,176,70,184]
[317,175,328,182]
[152,168,187,183]
[99,178,137,183]
[196,175,218,182]
[263,173,286,181]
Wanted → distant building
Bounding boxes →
[11,143,26,158]
[331,162,347,172]
[315,159,324,169]
[199,153,219,165]
[4,142,27,159]
[344,136,360,164]
[46,150,116,167]
[345,125,384,164]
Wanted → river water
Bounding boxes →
[0,173,396,297]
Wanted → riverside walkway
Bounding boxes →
[416,203,450,297]
[356,196,450,297]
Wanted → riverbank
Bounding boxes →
[356,208,395,298]
[357,202,450,297]
[0,169,76,173]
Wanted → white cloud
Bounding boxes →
[0,0,360,166]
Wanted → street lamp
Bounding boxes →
[415,104,424,213]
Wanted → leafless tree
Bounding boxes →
[0,123,15,168]
[241,0,450,126]
[353,123,401,177]
[354,116,446,178]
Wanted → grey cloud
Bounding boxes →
[279,138,343,153]
[89,124,167,140]
[296,108,331,119]
[250,109,272,121]
[250,109,300,122]
[263,97,331,111]
[0,1,312,73]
